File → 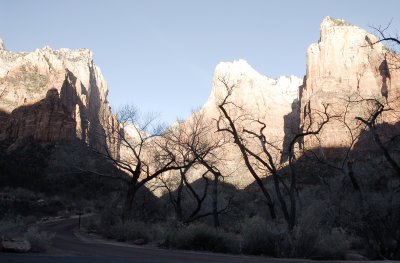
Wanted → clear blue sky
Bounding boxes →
[1,0,399,124]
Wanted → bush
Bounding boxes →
[240,215,351,259]
[105,221,151,243]
[170,223,239,253]
[240,216,319,258]
[82,216,100,234]
[276,222,319,258]
[313,228,351,259]
[25,226,54,252]
[99,207,121,232]
[0,216,28,239]
[241,216,282,256]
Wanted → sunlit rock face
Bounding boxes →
[204,59,302,149]
[196,60,303,187]
[300,16,400,152]
[197,17,400,187]
[0,42,119,156]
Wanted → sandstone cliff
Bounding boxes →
[2,16,398,187]
[0,40,119,156]
[193,17,400,187]
[204,59,302,148]
[188,60,303,187]
[300,16,400,152]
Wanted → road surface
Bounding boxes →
[0,217,281,263]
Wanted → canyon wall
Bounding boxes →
[190,60,303,187]
[195,17,400,187]
[0,42,119,156]
[300,17,400,153]
[204,59,302,147]
[1,16,399,187]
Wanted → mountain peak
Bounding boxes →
[214,59,260,80]
[318,16,379,47]
[321,16,350,28]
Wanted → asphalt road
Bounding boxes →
[1,217,397,263]
[0,217,277,263]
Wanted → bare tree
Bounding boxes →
[359,25,400,176]
[370,22,400,47]
[367,22,400,71]
[185,112,228,227]
[304,98,363,191]
[97,105,195,220]
[160,111,229,227]
[215,77,278,220]
[158,169,209,223]
[353,97,400,177]
[156,115,208,223]
[288,103,340,228]
[216,77,335,230]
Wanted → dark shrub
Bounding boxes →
[241,216,281,256]
[171,223,239,253]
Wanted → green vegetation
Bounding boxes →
[0,65,49,89]
[332,19,350,26]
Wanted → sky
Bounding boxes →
[1,0,399,124]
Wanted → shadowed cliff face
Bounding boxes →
[0,88,76,143]
[379,59,390,100]
[0,44,119,157]
[280,99,301,164]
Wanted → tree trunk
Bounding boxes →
[288,155,297,231]
[253,178,276,220]
[212,173,220,228]
[288,192,296,231]
[372,130,400,177]
[347,161,360,191]
[122,183,138,222]
[122,163,142,221]
[218,105,276,220]
[271,173,289,222]
[185,173,209,221]
[176,176,184,222]
[267,203,276,220]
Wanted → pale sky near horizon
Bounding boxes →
[1,1,399,124]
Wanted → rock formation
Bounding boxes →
[192,60,303,187]
[300,16,400,152]
[195,17,400,187]
[0,41,119,156]
[1,16,398,187]
[204,59,302,149]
